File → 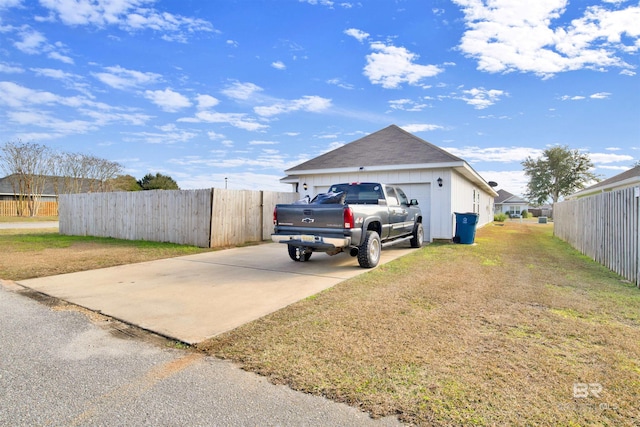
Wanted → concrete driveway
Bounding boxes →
[18,243,416,344]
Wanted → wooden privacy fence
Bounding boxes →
[554,186,639,288]
[0,200,58,217]
[59,189,299,248]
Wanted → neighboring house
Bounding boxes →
[0,174,59,201]
[280,124,498,242]
[568,165,640,199]
[494,189,531,217]
[0,174,97,201]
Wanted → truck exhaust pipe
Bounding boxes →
[349,247,359,257]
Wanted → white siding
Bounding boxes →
[297,169,455,242]
[451,170,495,231]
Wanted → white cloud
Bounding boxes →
[31,68,96,97]
[8,109,96,134]
[221,81,263,100]
[12,26,74,63]
[177,171,290,191]
[388,98,430,112]
[326,77,354,90]
[196,94,220,109]
[458,87,507,109]
[48,51,74,64]
[207,131,225,140]
[0,0,22,9]
[561,92,612,101]
[144,88,191,112]
[590,152,634,163]
[0,62,24,73]
[249,140,278,145]
[122,127,197,145]
[363,42,443,89]
[400,124,443,133]
[344,28,369,42]
[0,81,63,107]
[92,65,161,90]
[454,0,640,77]
[478,169,529,196]
[300,0,336,8]
[179,111,268,132]
[14,28,48,54]
[39,0,215,40]
[254,95,332,117]
[444,146,543,163]
[271,61,286,70]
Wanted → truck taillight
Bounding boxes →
[344,207,354,229]
[273,207,277,225]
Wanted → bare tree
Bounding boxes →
[0,140,52,216]
[50,152,123,194]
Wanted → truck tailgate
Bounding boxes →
[274,204,346,230]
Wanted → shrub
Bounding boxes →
[494,212,508,222]
[521,210,530,218]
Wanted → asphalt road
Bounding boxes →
[0,282,400,426]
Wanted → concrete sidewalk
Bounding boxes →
[18,243,415,343]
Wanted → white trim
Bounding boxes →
[285,162,466,175]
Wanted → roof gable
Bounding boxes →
[286,124,464,172]
[495,189,528,204]
[494,189,514,204]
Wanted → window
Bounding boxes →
[385,186,399,206]
[396,188,410,206]
[473,189,480,214]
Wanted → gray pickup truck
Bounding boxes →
[272,182,423,268]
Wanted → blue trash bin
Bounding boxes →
[453,212,479,244]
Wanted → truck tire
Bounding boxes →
[410,223,424,248]
[288,244,312,262]
[358,230,381,268]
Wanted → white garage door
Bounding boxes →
[312,182,431,242]
[397,183,431,242]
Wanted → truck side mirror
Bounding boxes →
[410,199,419,206]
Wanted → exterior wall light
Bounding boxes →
[437,177,443,187]
[303,183,308,191]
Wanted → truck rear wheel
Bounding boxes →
[288,244,312,262]
[358,230,381,268]
[410,223,424,248]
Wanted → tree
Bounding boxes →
[522,145,598,205]
[52,152,123,194]
[109,175,142,191]
[0,140,52,216]
[137,173,179,190]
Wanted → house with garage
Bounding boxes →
[280,125,498,242]
[494,189,531,218]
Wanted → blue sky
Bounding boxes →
[0,0,638,196]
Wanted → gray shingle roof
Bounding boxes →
[494,189,514,204]
[286,124,464,172]
[581,165,640,192]
[0,174,95,196]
